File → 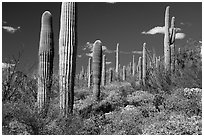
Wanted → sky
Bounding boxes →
[2,2,202,75]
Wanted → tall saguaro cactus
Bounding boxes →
[170,17,176,73]
[59,2,77,116]
[132,55,135,76]
[92,40,102,101]
[109,68,113,83]
[115,43,120,80]
[138,57,142,84]
[87,57,92,88]
[142,43,147,86]
[101,55,106,86]
[38,11,54,116]
[164,6,170,72]
[122,66,126,81]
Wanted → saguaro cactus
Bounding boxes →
[142,43,147,86]
[122,66,126,81]
[101,55,106,86]
[87,57,92,88]
[59,2,77,116]
[38,11,54,116]
[132,55,135,76]
[92,40,102,101]
[115,43,120,80]
[170,17,176,73]
[156,56,160,69]
[109,68,113,83]
[164,6,170,72]
[138,57,142,84]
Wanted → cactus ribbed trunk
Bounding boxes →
[170,17,176,73]
[59,2,77,116]
[138,57,142,84]
[88,57,92,88]
[156,56,160,69]
[170,44,175,73]
[153,53,156,67]
[109,68,113,83]
[38,11,54,116]
[164,6,170,73]
[129,62,132,76]
[92,40,102,101]
[101,55,106,86]
[115,43,119,80]
[132,55,135,76]
[142,43,147,86]
[122,66,126,81]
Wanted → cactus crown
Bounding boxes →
[39,11,54,54]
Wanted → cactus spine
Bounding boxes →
[122,66,126,81]
[88,57,92,88]
[142,43,147,86]
[115,43,119,80]
[59,2,77,116]
[101,55,106,86]
[92,40,102,101]
[164,6,170,72]
[38,11,54,116]
[132,55,135,76]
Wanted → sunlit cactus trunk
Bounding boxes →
[38,11,54,116]
[101,55,106,86]
[170,17,176,73]
[132,55,135,76]
[122,66,126,81]
[142,43,147,86]
[87,57,92,88]
[59,2,77,116]
[164,6,170,73]
[92,40,102,101]
[115,43,119,80]
[129,62,132,76]
[152,53,156,67]
[138,57,142,84]
[156,56,160,69]
[109,68,113,83]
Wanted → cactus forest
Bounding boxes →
[2,2,202,135]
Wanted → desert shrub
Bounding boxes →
[43,114,83,135]
[78,113,110,135]
[127,90,154,107]
[165,88,202,117]
[74,88,91,101]
[142,112,202,135]
[2,101,45,135]
[102,106,143,135]
[104,88,128,109]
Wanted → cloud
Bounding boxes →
[132,50,143,54]
[3,21,7,24]
[2,26,21,34]
[180,22,192,27]
[106,2,116,4]
[106,62,112,65]
[142,26,165,35]
[175,33,186,39]
[77,55,82,58]
[142,26,182,35]
[86,53,93,57]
